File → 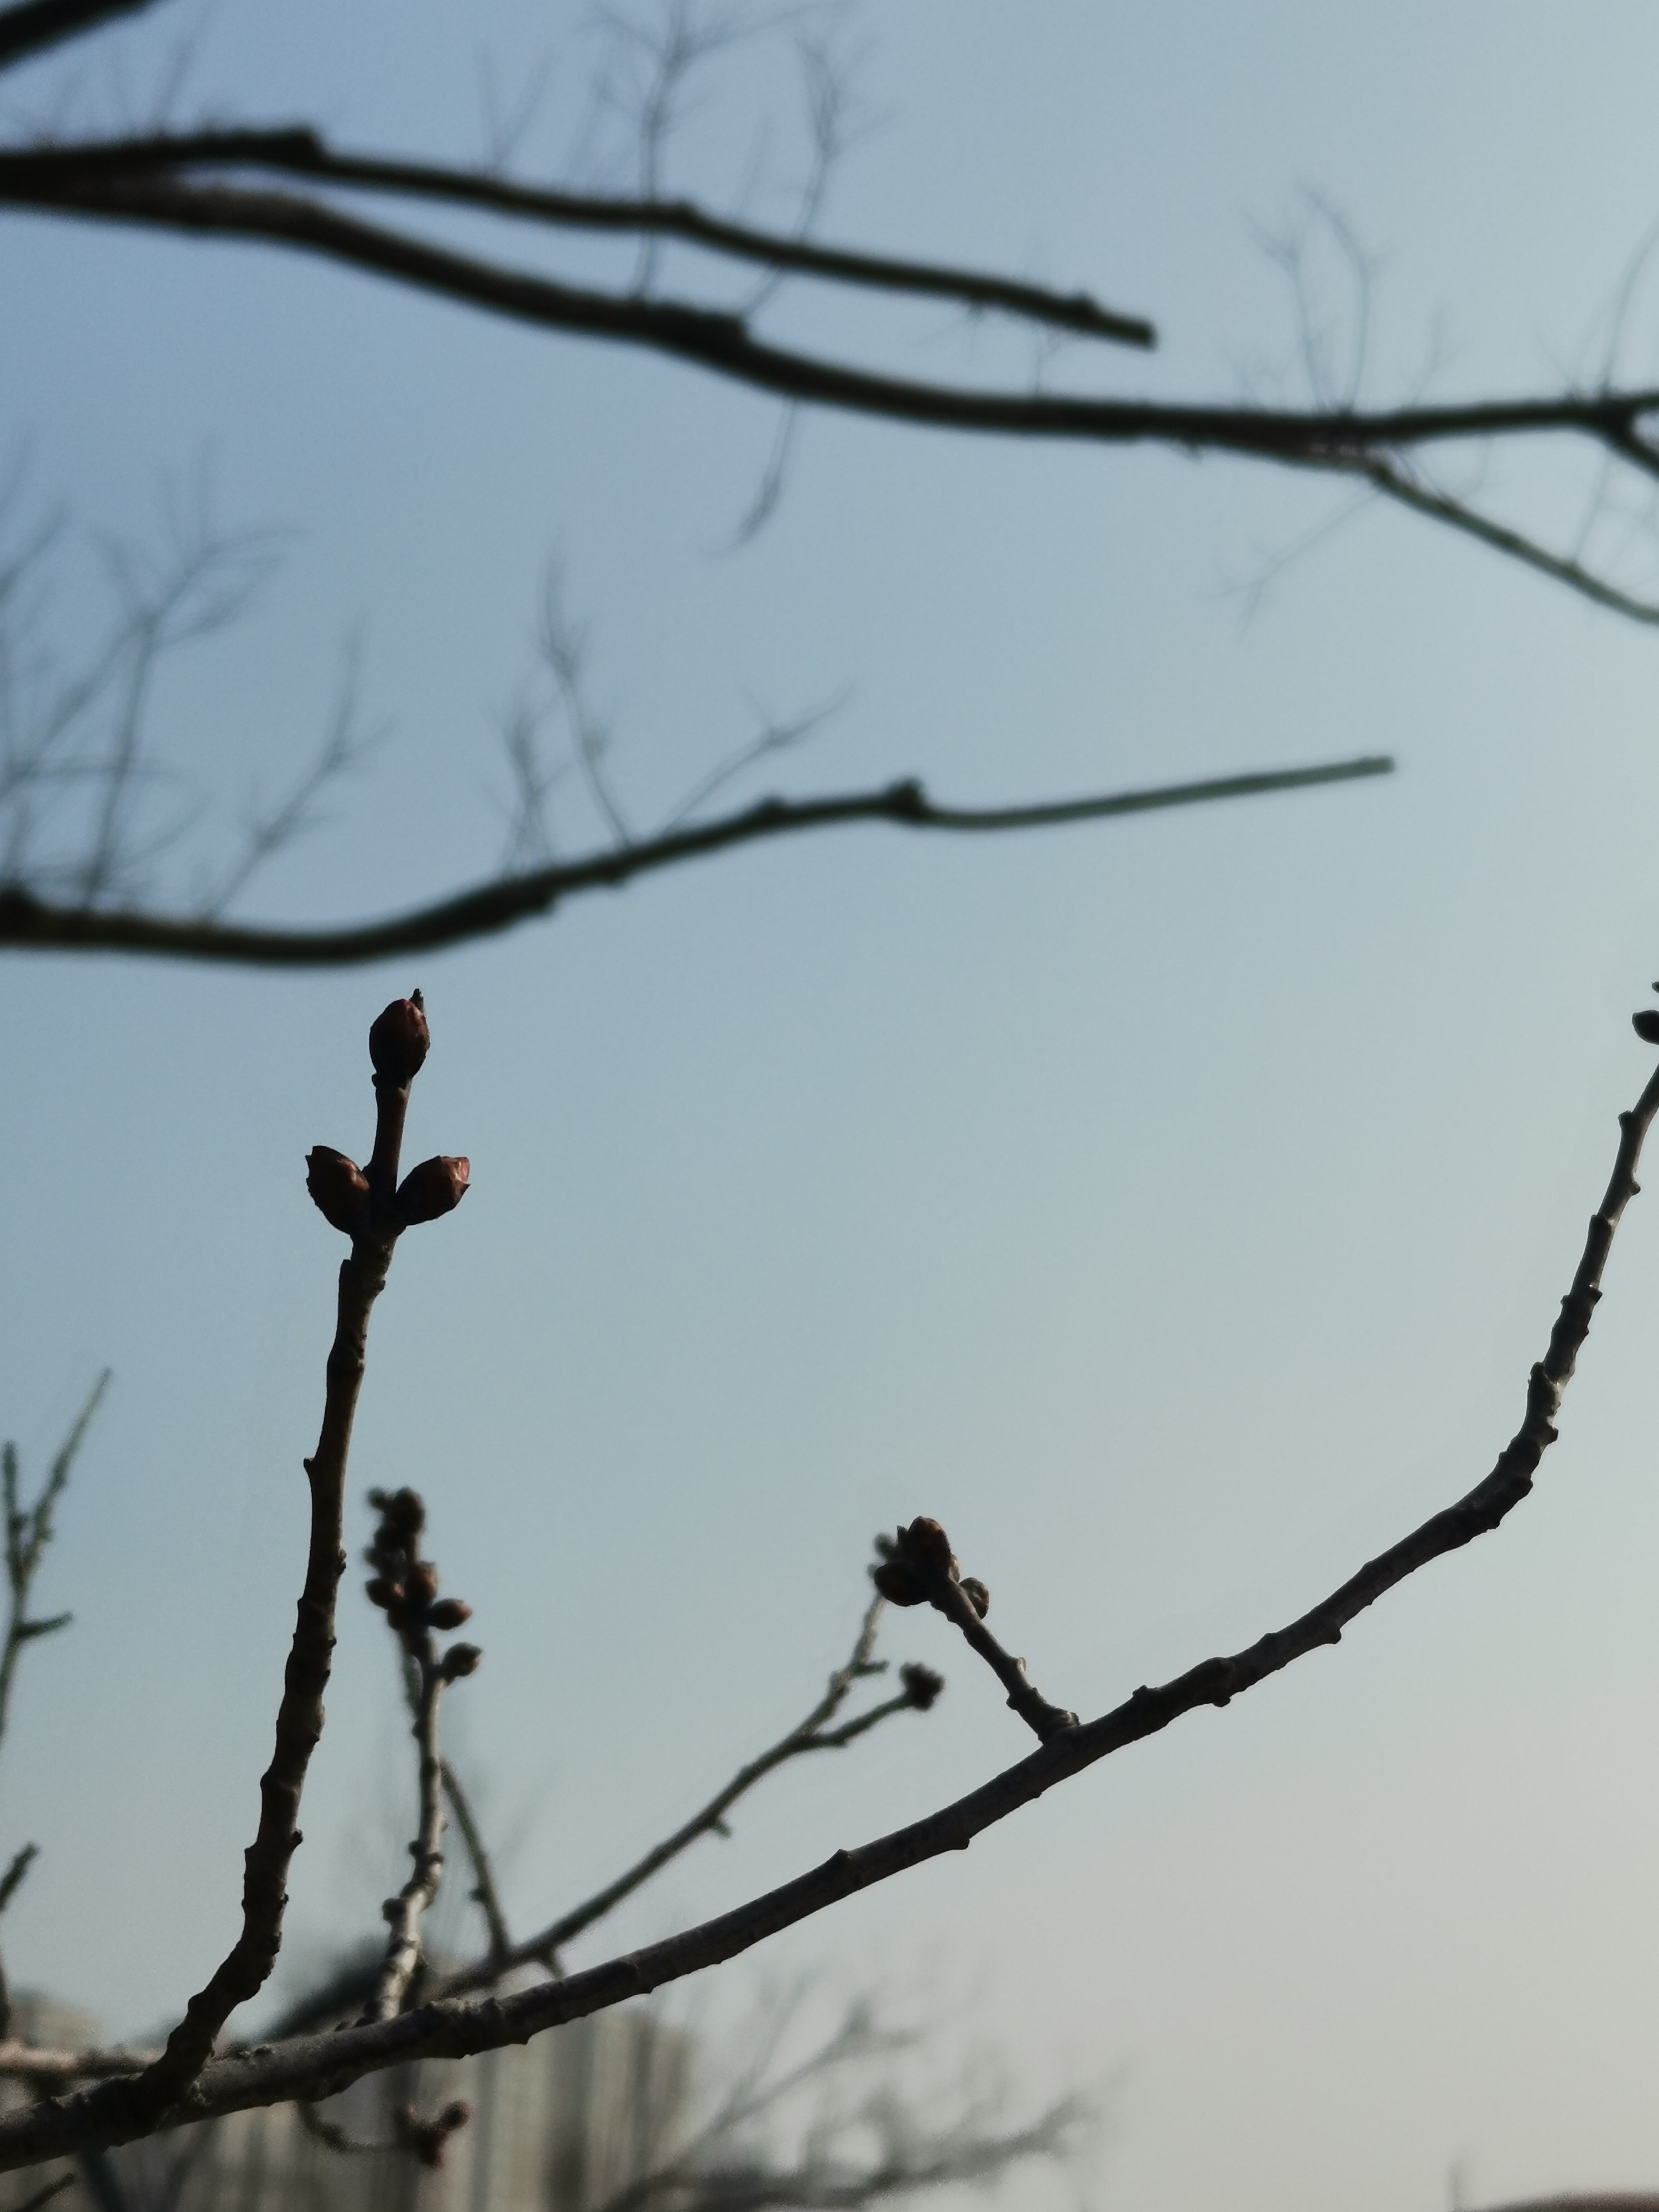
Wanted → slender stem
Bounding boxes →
[0,758,1394,969]
[431,1597,899,1997]
[441,1762,510,1969]
[134,1071,414,2108]
[924,1579,1076,1742]
[364,1659,447,2021]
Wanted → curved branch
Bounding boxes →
[3,1040,1653,2167]
[0,0,163,71]
[0,757,1394,967]
[0,132,1155,347]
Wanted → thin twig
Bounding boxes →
[368,1662,447,2020]
[440,1761,510,1968]
[433,1592,927,1997]
[0,755,1395,967]
[123,995,457,2117]
[872,1521,1076,1741]
[0,1372,108,1763]
[4,1035,1652,2161]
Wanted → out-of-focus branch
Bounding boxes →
[4,1014,1652,2161]
[0,132,1156,346]
[435,1593,941,2000]
[440,1760,510,1969]
[297,2091,471,2168]
[0,755,1395,967]
[358,1486,482,2021]
[0,0,163,71]
[871,1520,1076,1741]
[0,1371,106,1760]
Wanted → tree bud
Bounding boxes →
[369,994,430,1083]
[408,1562,439,1606]
[899,1661,945,1709]
[428,1598,472,1630]
[442,1643,482,1679]
[306,1146,369,1234]
[397,1155,470,1225]
[1634,1009,1659,1045]
[872,1558,926,1606]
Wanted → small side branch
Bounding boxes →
[873,1520,1076,1740]
[359,1488,482,2021]
[0,756,1395,968]
[440,1761,510,1969]
[433,1594,939,1998]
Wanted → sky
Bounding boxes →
[9,7,1659,2211]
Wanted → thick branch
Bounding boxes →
[2,1040,1650,2163]
[0,132,1155,346]
[0,757,1393,967]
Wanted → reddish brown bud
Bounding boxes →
[378,1488,425,1531]
[408,1562,440,1606]
[959,1577,990,1619]
[397,1155,470,1225]
[364,1576,395,1610]
[369,993,430,1084]
[1634,1009,1659,1045]
[306,1146,369,1234]
[442,1642,482,1679]
[427,1598,472,1630]
[872,1559,926,1606]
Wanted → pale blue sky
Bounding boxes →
[7,9,1659,2212]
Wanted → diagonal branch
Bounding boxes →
[0,131,1155,346]
[0,755,1395,967]
[2,1025,1652,2163]
[431,1593,936,1998]
[0,0,164,71]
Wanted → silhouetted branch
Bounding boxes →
[0,0,162,72]
[123,994,468,2120]
[3,1016,1651,2161]
[0,1370,106,1761]
[0,755,1395,967]
[434,1592,938,1999]
[0,131,1154,346]
[871,1520,1076,1741]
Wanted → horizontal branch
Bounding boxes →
[7,170,1659,469]
[0,132,1155,346]
[5,1042,1653,2167]
[0,756,1393,968]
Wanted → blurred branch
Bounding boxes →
[0,131,1155,345]
[440,1760,511,1970]
[0,1370,107,1761]
[0,755,1395,967]
[0,0,164,72]
[434,1591,940,2000]
[358,1486,482,2022]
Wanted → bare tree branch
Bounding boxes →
[0,0,165,73]
[870,1521,1075,1741]
[3,1015,1651,2162]
[440,1759,511,1970]
[433,1592,937,1999]
[0,131,1156,344]
[121,994,467,2120]
[0,1370,106,1762]
[358,1486,482,2021]
[0,755,1395,967]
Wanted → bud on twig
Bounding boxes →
[427,1599,472,1630]
[899,1661,945,1710]
[306,1147,370,1235]
[442,1644,482,1679]
[1634,1009,1659,1045]
[369,993,430,1084]
[397,1155,470,1225]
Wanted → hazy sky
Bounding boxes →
[9,8,1659,2212]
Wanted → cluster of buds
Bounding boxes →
[872,1517,990,1619]
[364,1487,481,1680]
[393,2099,472,2170]
[305,993,470,1237]
[898,1660,945,1710]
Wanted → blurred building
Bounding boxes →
[0,1995,688,2212]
